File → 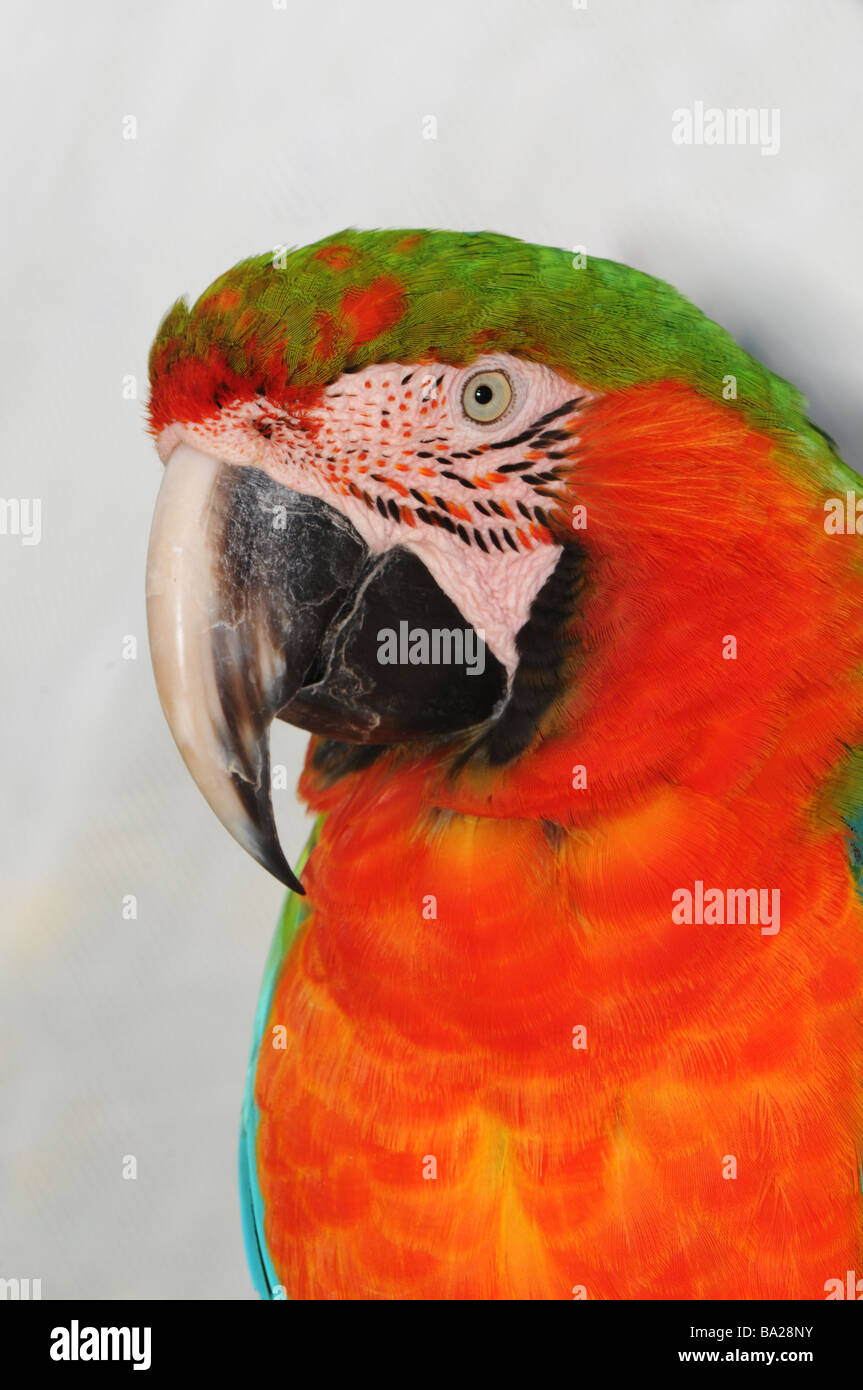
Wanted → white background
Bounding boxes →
[1,0,860,1299]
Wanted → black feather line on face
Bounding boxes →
[346,395,579,551]
[483,397,583,452]
[375,396,582,505]
[495,459,538,474]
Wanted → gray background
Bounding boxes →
[1,0,860,1299]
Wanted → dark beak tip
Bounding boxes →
[257,837,306,895]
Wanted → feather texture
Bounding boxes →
[144,229,863,1298]
[247,381,863,1298]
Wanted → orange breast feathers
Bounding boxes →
[253,382,863,1299]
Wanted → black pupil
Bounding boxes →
[473,383,494,405]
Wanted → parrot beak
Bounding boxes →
[146,443,507,890]
[145,444,368,892]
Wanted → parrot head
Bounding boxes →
[146,228,845,891]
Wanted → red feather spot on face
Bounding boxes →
[340,278,406,347]
[314,244,360,271]
[392,234,424,253]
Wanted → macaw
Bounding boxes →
[145,228,863,1300]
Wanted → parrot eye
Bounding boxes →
[460,369,513,424]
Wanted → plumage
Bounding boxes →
[147,228,863,1299]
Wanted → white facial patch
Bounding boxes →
[158,354,594,681]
